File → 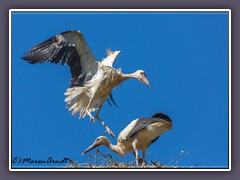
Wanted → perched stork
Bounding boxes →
[82,113,172,166]
[22,30,151,137]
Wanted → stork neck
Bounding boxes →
[120,73,137,82]
[102,137,125,156]
[109,144,124,156]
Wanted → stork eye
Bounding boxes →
[140,72,145,76]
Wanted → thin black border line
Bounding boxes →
[9,9,231,171]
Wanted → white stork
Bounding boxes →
[82,112,172,166]
[22,30,151,137]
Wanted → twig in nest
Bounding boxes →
[107,152,119,166]
[97,149,108,158]
[87,162,92,167]
[191,162,201,168]
[167,150,184,166]
[68,158,78,168]
[150,160,164,168]
[86,153,107,162]
[95,148,98,166]
[172,150,190,166]
[150,160,158,167]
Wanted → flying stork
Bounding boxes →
[22,30,151,138]
[82,112,172,166]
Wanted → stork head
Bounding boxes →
[133,70,151,88]
[82,136,110,155]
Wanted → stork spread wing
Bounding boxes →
[125,118,169,140]
[22,30,100,87]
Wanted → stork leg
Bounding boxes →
[85,109,95,123]
[132,140,139,166]
[132,151,142,165]
[95,104,102,118]
[85,98,95,123]
[134,150,139,166]
[141,151,147,166]
[132,151,145,166]
[95,105,115,138]
[85,95,115,137]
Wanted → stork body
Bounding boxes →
[82,113,172,166]
[22,30,150,137]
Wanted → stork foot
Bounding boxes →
[85,110,95,123]
[105,127,116,138]
[95,113,116,138]
[89,116,95,123]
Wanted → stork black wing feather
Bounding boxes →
[152,112,172,122]
[22,30,99,87]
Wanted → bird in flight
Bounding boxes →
[82,112,172,166]
[22,30,151,137]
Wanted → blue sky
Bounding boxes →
[11,11,229,169]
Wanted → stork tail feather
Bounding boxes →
[64,87,92,118]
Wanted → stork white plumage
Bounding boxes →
[22,30,151,137]
[82,113,172,166]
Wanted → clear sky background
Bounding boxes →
[11,11,229,169]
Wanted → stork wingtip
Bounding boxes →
[21,55,31,63]
[21,56,26,60]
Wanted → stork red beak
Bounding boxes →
[82,142,99,155]
[141,76,151,88]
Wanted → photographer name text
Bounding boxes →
[12,156,70,164]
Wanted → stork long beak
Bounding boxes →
[82,142,99,155]
[141,76,151,88]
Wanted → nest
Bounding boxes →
[65,149,196,169]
